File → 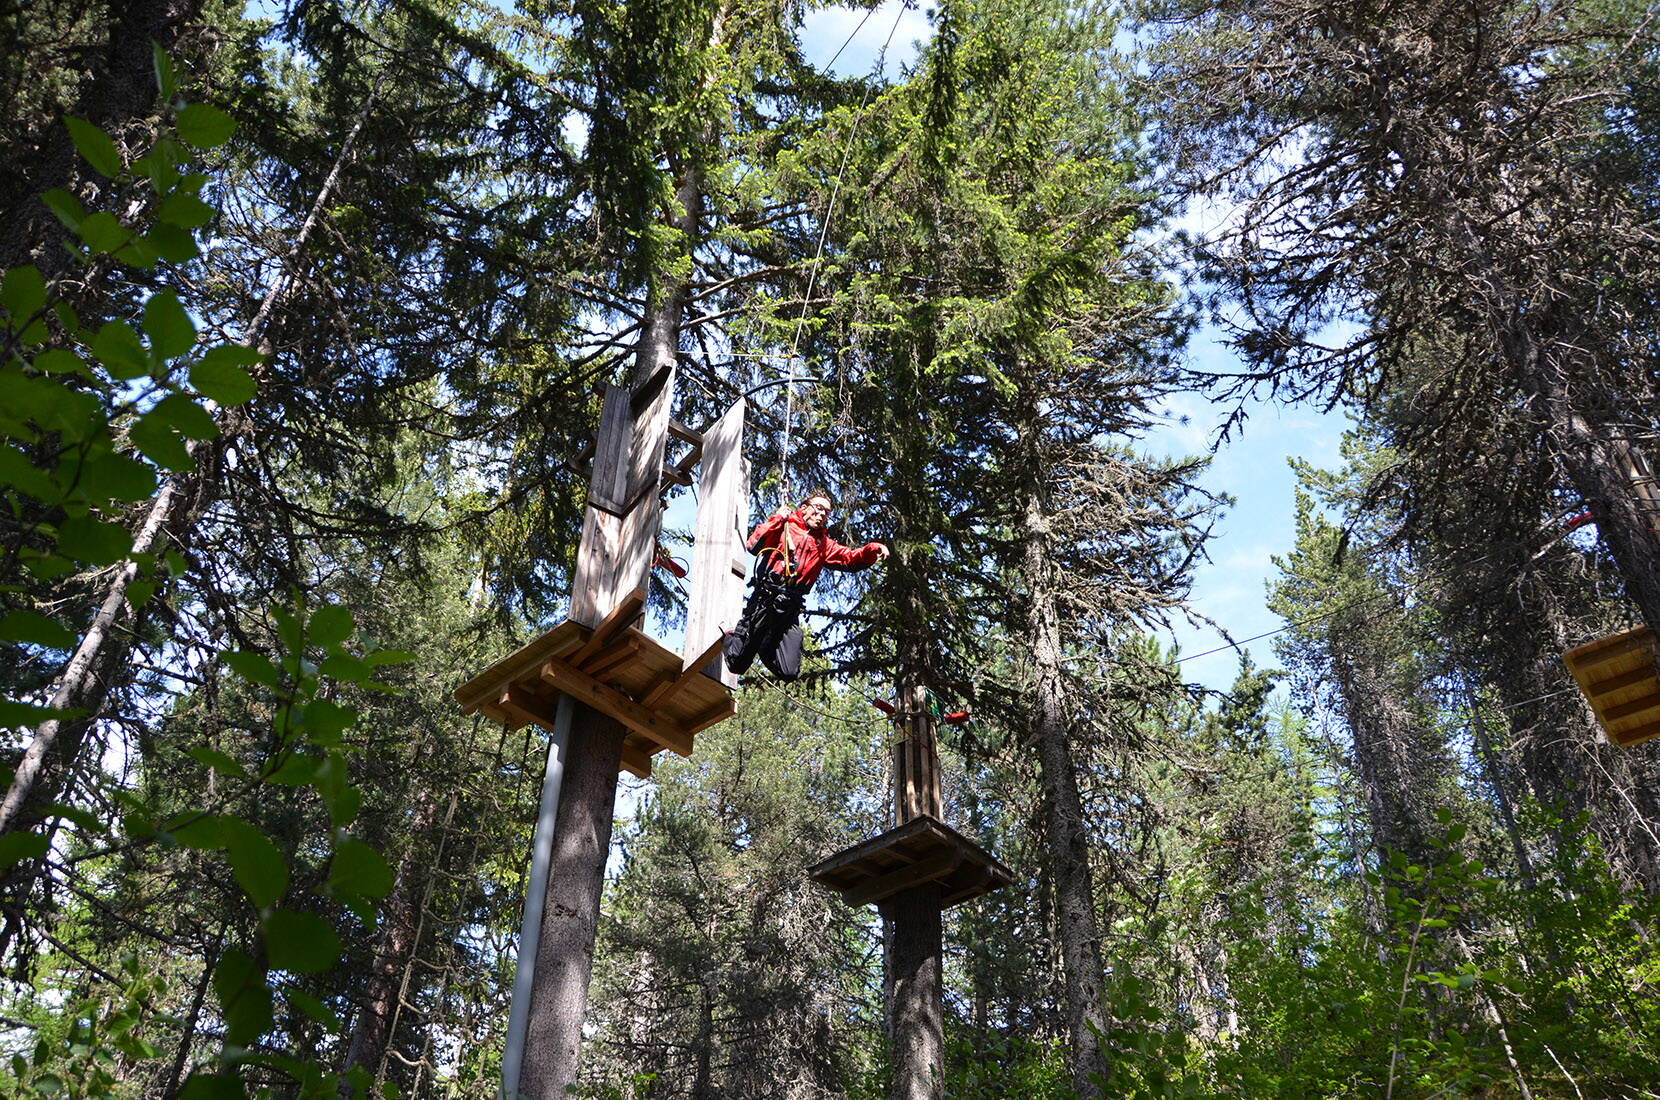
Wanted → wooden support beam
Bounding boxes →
[576,635,641,681]
[642,636,726,710]
[1604,692,1660,722]
[1573,630,1653,669]
[1612,717,1660,747]
[1586,665,1658,698]
[538,658,694,756]
[844,851,963,908]
[498,685,559,732]
[660,463,694,489]
[567,588,646,668]
[619,742,654,779]
[682,697,736,737]
[668,417,703,446]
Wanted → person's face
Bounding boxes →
[801,497,832,527]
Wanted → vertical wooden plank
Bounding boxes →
[625,365,676,509]
[684,398,747,686]
[586,386,632,516]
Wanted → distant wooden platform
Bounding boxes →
[454,590,735,778]
[1564,625,1660,748]
[808,815,1013,910]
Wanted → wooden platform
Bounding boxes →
[453,591,735,778]
[807,815,1014,910]
[1564,625,1660,748]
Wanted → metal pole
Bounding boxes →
[500,693,574,1099]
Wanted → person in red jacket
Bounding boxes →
[723,488,889,681]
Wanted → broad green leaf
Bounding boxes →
[57,514,133,566]
[149,393,217,440]
[126,579,156,609]
[185,746,247,779]
[366,649,418,666]
[222,816,288,909]
[64,116,121,178]
[78,211,132,254]
[142,289,195,359]
[222,649,281,688]
[0,831,48,873]
[40,188,85,231]
[265,752,320,786]
[80,453,157,502]
[190,349,258,406]
[20,553,75,581]
[91,320,148,379]
[176,103,236,149]
[285,988,340,1031]
[309,605,354,646]
[151,43,177,101]
[0,445,56,501]
[115,234,161,270]
[299,699,357,743]
[145,221,199,263]
[329,838,393,900]
[263,910,342,974]
[179,1072,247,1100]
[33,349,88,375]
[156,190,214,230]
[0,610,76,649]
[165,812,224,849]
[1,265,46,324]
[315,751,361,826]
[43,802,103,833]
[129,407,195,471]
[212,948,273,1047]
[318,653,371,683]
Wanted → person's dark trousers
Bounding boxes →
[723,571,807,681]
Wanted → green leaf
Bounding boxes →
[176,103,235,149]
[329,838,393,899]
[64,116,121,178]
[149,393,217,440]
[40,188,85,231]
[142,289,195,359]
[145,221,199,263]
[264,752,320,786]
[127,579,156,609]
[44,802,104,833]
[165,812,224,849]
[2,265,46,324]
[299,699,358,744]
[90,320,149,379]
[152,43,177,101]
[366,649,418,666]
[318,653,371,683]
[309,605,354,647]
[316,751,361,826]
[155,189,215,230]
[129,407,195,471]
[80,453,157,502]
[78,211,132,254]
[190,347,259,406]
[33,349,87,375]
[0,610,76,649]
[0,830,48,874]
[222,816,288,909]
[0,445,57,501]
[222,649,281,688]
[0,699,78,728]
[263,910,342,974]
[212,948,273,1047]
[57,514,133,566]
[185,746,248,779]
[179,1071,248,1100]
[286,988,340,1031]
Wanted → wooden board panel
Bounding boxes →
[684,397,748,688]
[625,363,676,512]
[569,494,661,628]
[807,815,1013,911]
[586,385,632,516]
[539,657,695,756]
[1564,625,1660,747]
[453,620,589,713]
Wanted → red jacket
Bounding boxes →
[747,509,884,589]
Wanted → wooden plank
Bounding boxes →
[568,587,646,666]
[640,636,727,710]
[498,685,559,732]
[844,851,963,908]
[1586,665,1657,699]
[1566,627,1652,670]
[668,416,703,446]
[681,697,735,737]
[661,463,693,488]
[1603,691,1660,723]
[684,397,748,688]
[538,657,694,756]
[624,364,676,512]
[586,385,633,516]
[576,635,641,680]
[619,741,654,778]
[453,621,589,712]
[1612,717,1660,748]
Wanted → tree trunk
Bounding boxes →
[1021,489,1109,1097]
[880,883,943,1100]
[518,705,625,1098]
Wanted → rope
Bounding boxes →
[775,1,912,504]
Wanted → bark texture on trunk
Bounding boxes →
[1022,489,1109,1098]
[518,705,625,1099]
[880,884,943,1100]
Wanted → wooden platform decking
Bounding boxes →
[453,591,735,778]
[808,815,1014,910]
[1564,625,1660,748]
